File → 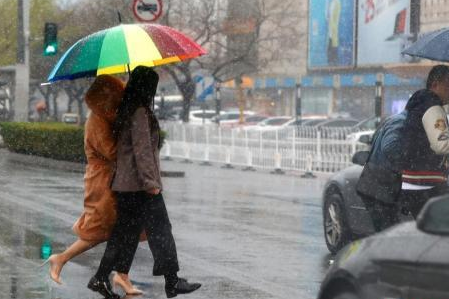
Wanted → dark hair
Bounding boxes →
[426,65,449,89]
[113,66,160,139]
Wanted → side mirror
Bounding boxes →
[352,151,370,166]
[358,134,372,145]
[417,194,449,235]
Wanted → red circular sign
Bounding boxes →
[132,0,163,23]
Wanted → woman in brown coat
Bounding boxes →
[88,66,200,299]
[44,75,142,295]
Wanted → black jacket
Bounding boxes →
[402,89,448,186]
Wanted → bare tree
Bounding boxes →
[46,0,303,122]
[161,0,303,121]
[63,80,90,123]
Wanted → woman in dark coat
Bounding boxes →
[87,66,201,299]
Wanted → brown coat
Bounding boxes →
[72,75,124,242]
[111,107,163,192]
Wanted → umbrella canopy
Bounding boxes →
[402,27,449,62]
[48,24,206,82]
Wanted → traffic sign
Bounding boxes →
[132,0,163,22]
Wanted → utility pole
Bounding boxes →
[14,0,30,122]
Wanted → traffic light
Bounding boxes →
[43,22,58,56]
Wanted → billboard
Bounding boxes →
[308,0,355,68]
[357,0,411,65]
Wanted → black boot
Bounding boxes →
[87,276,120,299]
[165,277,201,298]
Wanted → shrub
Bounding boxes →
[0,122,167,163]
[0,122,85,162]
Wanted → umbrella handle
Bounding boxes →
[117,11,122,24]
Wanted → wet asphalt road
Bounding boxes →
[0,150,332,299]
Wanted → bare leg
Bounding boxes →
[48,239,100,284]
[49,239,142,293]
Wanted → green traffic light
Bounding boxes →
[43,22,58,56]
[44,43,58,56]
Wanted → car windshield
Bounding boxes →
[263,118,290,125]
[246,115,267,122]
[303,119,327,126]
[320,119,359,127]
[192,112,216,119]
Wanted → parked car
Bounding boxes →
[316,118,360,128]
[346,130,375,150]
[302,118,329,126]
[62,113,80,124]
[231,114,268,127]
[318,194,449,299]
[212,110,255,126]
[244,116,292,131]
[322,131,412,254]
[353,116,379,131]
[283,116,328,127]
[188,109,218,125]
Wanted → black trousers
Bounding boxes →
[361,196,399,232]
[399,186,448,218]
[95,192,179,280]
[362,185,448,232]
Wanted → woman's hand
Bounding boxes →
[147,188,161,195]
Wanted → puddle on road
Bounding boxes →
[0,207,67,299]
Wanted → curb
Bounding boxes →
[3,149,85,173]
[1,149,185,177]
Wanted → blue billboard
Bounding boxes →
[308,0,355,68]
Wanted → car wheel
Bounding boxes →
[323,193,352,254]
[332,292,360,299]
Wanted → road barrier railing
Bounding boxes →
[160,122,367,174]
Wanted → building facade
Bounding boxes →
[301,0,448,121]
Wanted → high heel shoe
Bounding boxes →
[112,273,144,295]
[40,254,63,285]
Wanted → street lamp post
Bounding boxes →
[375,80,383,128]
[215,83,221,125]
[295,83,302,125]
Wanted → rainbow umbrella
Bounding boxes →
[47,23,206,82]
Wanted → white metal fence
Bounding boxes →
[160,122,368,174]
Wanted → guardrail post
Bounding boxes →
[317,129,322,171]
[218,126,222,147]
[301,153,316,178]
[292,128,296,168]
[161,141,172,161]
[200,146,212,166]
[242,149,256,171]
[271,151,285,175]
[351,137,357,156]
[200,126,212,165]
[221,147,234,169]
[182,143,193,163]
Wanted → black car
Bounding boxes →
[318,194,449,299]
[322,148,411,254]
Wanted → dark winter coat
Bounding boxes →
[401,89,448,186]
[369,111,407,172]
